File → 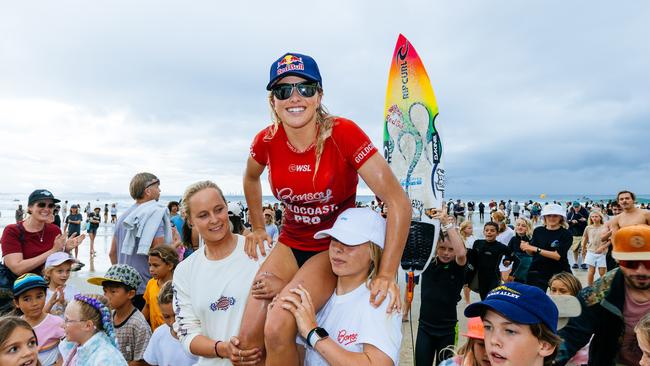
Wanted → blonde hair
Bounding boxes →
[459,221,473,241]
[441,338,484,366]
[181,180,227,220]
[129,172,158,200]
[588,210,605,226]
[157,281,174,305]
[548,272,582,296]
[267,92,336,180]
[74,294,111,331]
[367,242,383,282]
[515,217,534,237]
[491,211,507,233]
[635,312,650,345]
[148,245,180,270]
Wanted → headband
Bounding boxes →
[74,294,117,347]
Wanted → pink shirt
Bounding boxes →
[618,287,650,365]
[34,314,65,348]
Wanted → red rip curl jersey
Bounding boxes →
[250,118,377,252]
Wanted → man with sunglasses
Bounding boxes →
[557,225,650,365]
[109,172,172,310]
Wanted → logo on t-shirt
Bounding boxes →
[550,240,560,248]
[337,329,358,346]
[210,296,236,311]
[354,143,375,165]
[288,164,312,173]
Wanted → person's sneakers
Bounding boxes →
[572,263,579,269]
[580,263,588,270]
[71,262,85,272]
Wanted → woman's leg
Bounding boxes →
[264,251,336,366]
[238,243,299,362]
[587,266,595,286]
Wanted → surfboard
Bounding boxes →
[383,34,445,282]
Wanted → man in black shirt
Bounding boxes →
[478,202,486,222]
[567,201,589,270]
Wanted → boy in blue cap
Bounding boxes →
[464,282,562,366]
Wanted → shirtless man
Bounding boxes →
[607,191,650,239]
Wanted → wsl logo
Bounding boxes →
[288,164,312,173]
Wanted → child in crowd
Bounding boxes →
[415,207,467,365]
[143,281,198,366]
[548,272,588,366]
[439,317,490,366]
[635,312,650,366]
[0,316,40,366]
[508,218,534,283]
[465,282,562,366]
[144,245,178,330]
[264,208,279,241]
[59,294,127,365]
[468,222,518,299]
[42,252,80,317]
[88,264,151,364]
[13,274,64,366]
[459,220,476,304]
[580,210,608,286]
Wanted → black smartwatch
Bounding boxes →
[307,327,329,347]
[536,247,542,255]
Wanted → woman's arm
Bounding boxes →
[243,157,272,260]
[4,249,58,275]
[312,340,393,366]
[357,154,411,309]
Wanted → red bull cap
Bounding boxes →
[267,52,322,90]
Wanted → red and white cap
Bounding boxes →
[313,208,386,248]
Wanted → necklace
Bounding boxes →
[286,140,315,154]
[25,218,46,242]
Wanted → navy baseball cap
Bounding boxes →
[464,282,560,334]
[266,52,322,90]
[28,189,60,205]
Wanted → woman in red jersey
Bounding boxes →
[238,52,411,365]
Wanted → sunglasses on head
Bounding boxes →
[271,82,319,100]
[145,179,160,189]
[36,202,56,209]
[618,260,650,269]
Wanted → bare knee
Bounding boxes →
[264,307,297,349]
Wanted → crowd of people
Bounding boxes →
[0,52,649,366]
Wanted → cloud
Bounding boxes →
[0,1,648,197]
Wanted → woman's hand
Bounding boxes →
[251,271,284,300]
[244,228,272,260]
[63,232,85,252]
[280,285,318,339]
[369,274,401,313]
[223,336,262,365]
[171,226,182,249]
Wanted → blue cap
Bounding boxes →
[13,273,48,297]
[464,282,559,334]
[266,52,322,90]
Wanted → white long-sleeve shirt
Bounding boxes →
[172,235,262,366]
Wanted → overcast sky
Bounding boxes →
[1,1,648,197]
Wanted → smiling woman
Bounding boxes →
[1,190,85,279]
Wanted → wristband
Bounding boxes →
[214,340,222,358]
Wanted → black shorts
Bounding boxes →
[290,247,323,268]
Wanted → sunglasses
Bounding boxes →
[145,179,160,189]
[271,82,319,100]
[618,260,650,269]
[36,202,56,209]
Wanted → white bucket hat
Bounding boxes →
[541,203,566,218]
[227,202,242,216]
[314,208,386,248]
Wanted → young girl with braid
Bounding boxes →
[59,294,127,365]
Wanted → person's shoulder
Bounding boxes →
[331,117,363,134]
[45,313,64,326]
[1,223,20,236]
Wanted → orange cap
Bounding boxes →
[613,225,650,260]
[462,317,485,340]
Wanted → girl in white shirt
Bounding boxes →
[281,208,402,366]
[172,180,264,365]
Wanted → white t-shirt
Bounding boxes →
[464,235,477,249]
[173,235,263,366]
[301,283,402,366]
[497,228,515,271]
[143,323,198,366]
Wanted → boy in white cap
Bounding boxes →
[280,207,402,365]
